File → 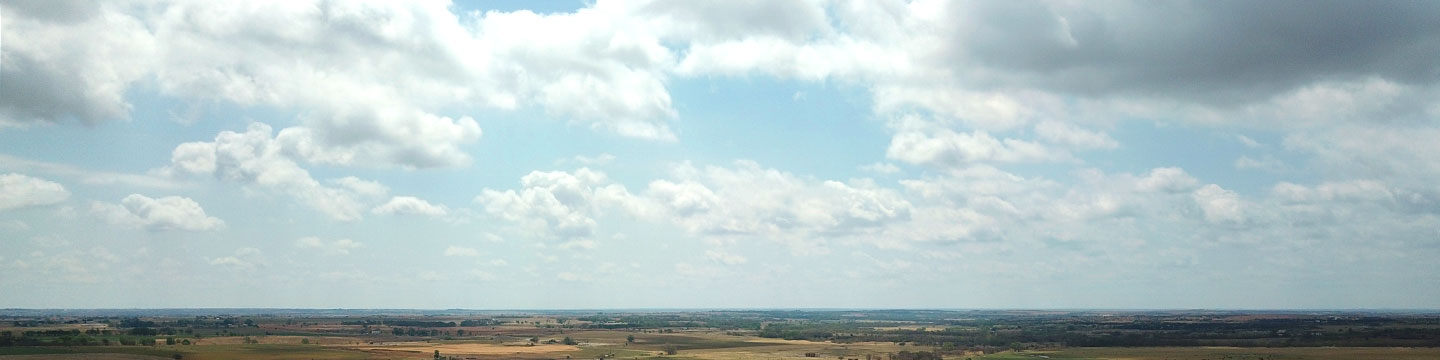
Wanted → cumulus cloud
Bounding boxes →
[0,1,154,127]
[4,0,701,162]
[294,237,363,256]
[1193,184,1245,224]
[91,194,224,232]
[164,123,383,221]
[1034,121,1118,150]
[641,161,912,253]
[1135,167,1201,194]
[372,196,448,217]
[472,161,912,253]
[0,173,69,211]
[888,128,1070,167]
[475,168,636,241]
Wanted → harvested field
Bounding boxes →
[189,335,363,346]
[352,342,580,356]
[0,355,169,360]
[980,347,1440,360]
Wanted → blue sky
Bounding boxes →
[1,0,1437,309]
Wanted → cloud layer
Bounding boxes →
[2,1,1438,308]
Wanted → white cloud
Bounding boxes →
[7,0,701,153]
[329,177,390,199]
[294,237,363,256]
[890,165,1211,248]
[91,194,224,232]
[643,179,719,217]
[474,161,913,254]
[1236,135,1263,148]
[887,125,1071,167]
[1284,125,1440,189]
[208,247,263,271]
[640,160,911,253]
[443,246,480,257]
[1193,184,1245,224]
[372,196,448,217]
[475,168,636,241]
[165,122,380,221]
[1034,121,1118,150]
[0,173,69,211]
[1271,180,1404,205]
[0,2,155,126]
[1135,167,1201,193]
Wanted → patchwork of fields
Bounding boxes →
[2,310,1437,359]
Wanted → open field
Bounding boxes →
[353,342,580,356]
[980,347,1440,360]
[2,310,1437,359]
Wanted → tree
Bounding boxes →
[172,353,183,360]
[663,344,678,355]
[302,338,310,344]
[562,336,578,345]
[456,330,465,336]
[627,335,635,344]
[434,350,441,359]
[166,337,176,345]
[529,336,539,345]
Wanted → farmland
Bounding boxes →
[1,309,1437,359]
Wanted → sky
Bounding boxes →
[1,0,1438,310]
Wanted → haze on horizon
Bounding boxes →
[1,0,1438,310]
